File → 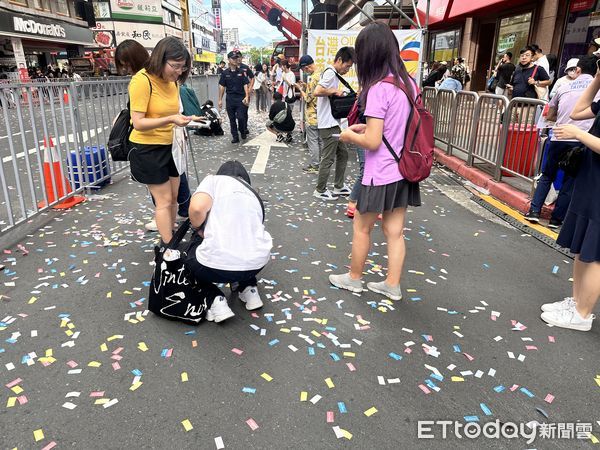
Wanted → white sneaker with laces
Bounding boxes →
[329,273,363,293]
[206,296,235,323]
[144,219,158,232]
[540,306,594,332]
[238,286,263,310]
[541,296,575,313]
[313,189,338,201]
[332,185,352,196]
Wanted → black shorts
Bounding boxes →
[128,142,178,185]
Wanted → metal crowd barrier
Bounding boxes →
[0,75,217,236]
[423,87,547,191]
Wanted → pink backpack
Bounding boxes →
[381,76,434,183]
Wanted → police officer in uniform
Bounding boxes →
[235,50,254,140]
[218,51,250,143]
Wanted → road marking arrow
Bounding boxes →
[244,130,288,174]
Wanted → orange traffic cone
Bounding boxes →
[63,88,69,104]
[37,137,85,210]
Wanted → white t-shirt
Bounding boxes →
[283,71,296,99]
[254,72,265,90]
[535,55,550,81]
[194,175,272,271]
[317,66,346,129]
[275,66,283,84]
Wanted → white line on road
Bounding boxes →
[244,131,288,174]
[1,127,108,164]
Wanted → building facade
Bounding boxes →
[188,0,219,71]
[0,0,95,78]
[222,27,238,52]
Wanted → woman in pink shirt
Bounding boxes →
[329,22,421,300]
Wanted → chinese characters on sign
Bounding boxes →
[113,22,165,47]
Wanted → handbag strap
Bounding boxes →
[324,67,356,95]
[223,176,265,222]
[167,219,191,250]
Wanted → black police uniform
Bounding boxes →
[237,62,254,137]
[219,67,249,141]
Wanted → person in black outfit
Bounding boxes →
[218,51,250,143]
[422,62,447,88]
[539,70,600,332]
[266,92,295,143]
[506,46,550,98]
[494,52,516,96]
[235,50,254,138]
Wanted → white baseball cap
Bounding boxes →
[565,58,579,72]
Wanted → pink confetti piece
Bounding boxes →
[246,418,259,431]
[251,313,260,318]
[89,391,105,397]
[326,411,335,423]
[509,384,519,392]
[165,348,173,358]
[463,352,474,361]
[112,362,121,371]
[418,384,431,394]
[404,348,412,354]
[17,395,28,405]
[544,394,555,404]
[66,361,79,368]
[111,355,123,361]
[231,348,244,356]
[41,442,57,450]
[346,362,356,372]
[112,347,123,355]
[548,336,555,343]
[6,378,22,388]
[525,345,538,351]
[491,315,497,321]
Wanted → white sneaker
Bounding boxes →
[145,219,158,232]
[332,185,352,196]
[367,281,402,301]
[238,286,263,310]
[329,273,363,293]
[541,297,575,313]
[540,306,594,332]
[206,296,235,323]
[313,189,338,201]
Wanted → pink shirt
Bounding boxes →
[363,78,412,186]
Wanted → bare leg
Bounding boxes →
[349,210,378,279]
[148,178,178,244]
[575,259,600,318]
[572,255,585,302]
[381,208,407,286]
[170,176,179,226]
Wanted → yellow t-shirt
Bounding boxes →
[129,69,179,145]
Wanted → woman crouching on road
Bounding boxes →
[328,22,421,301]
[185,161,273,323]
[128,37,192,246]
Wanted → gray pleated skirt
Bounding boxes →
[356,179,421,214]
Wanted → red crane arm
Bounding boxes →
[239,0,302,41]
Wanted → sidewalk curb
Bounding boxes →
[434,148,554,217]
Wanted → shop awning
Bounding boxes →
[416,0,453,26]
[449,0,515,18]
[195,51,216,64]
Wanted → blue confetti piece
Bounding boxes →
[21,355,30,363]
[453,345,461,353]
[483,263,490,269]
[493,385,505,393]
[425,379,438,390]
[316,343,326,349]
[308,347,315,356]
[184,331,196,335]
[464,416,479,422]
[309,289,316,295]
[160,349,168,358]
[480,403,492,416]
[411,297,422,301]
[552,266,559,274]
[242,387,256,394]
[388,352,403,361]
[520,387,535,398]
[131,369,143,376]
[325,327,336,332]
[6,338,17,344]
[430,373,444,382]
[265,316,273,322]
[268,339,280,346]
[338,402,347,413]
[330,353,340,361]
[142,281,150,287]
[447,310,459,315]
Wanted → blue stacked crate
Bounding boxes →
[67,146,111,190]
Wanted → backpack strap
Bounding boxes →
[128,72,153,114]
[224,175,265,223]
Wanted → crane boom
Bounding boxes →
[239,0,302,42]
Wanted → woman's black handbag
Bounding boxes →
[323,69,357,119]
[148,219,224,325]
[558,146,585,177]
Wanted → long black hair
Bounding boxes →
[216,160,251,185]
[355,22,414,107]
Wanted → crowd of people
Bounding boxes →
[114,23,599,332]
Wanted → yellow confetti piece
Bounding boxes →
[100,343,108,352]
[451,376,464,382]
[87,361,101,368]
[6,397,17,407]
[311,330,321,337]
[589,433,599,444]
[137,342,148,352]
[181,372,188,382]
[321,319,328,325]
[326,244,336,249]
[260,373,273,382]
[106,292,112,298]
[129,382,143,391]
[357,318,369,325]
[406,289,417,293]
[11,385,23,394]
[377,307,387,312]
[45,349,53,357]
[33,429,44,442]
[342,429,353,440]
[302,276,311,280]
[364,407,378,417]
[59,272,65,277]
[94,398,109,405]
[123,290,133,295]
[343,352,355,358]
[325,378,335,389]
[107,335,123,341]
[279,328,291,333]
[300,391,308,401]
[65,330,73,337]
[28,296,37,304]
[67,323,75,329]
[181,419,193,432]
[60,319,69,328]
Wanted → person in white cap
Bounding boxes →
[549,58,580,99]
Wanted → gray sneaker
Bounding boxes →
[329,273,363,293]
[367,281,402,301]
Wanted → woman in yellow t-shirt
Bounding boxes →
[128,37,192,246]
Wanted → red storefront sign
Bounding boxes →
[449,0,511,17]
[416,0,453,25]
[570,0,595,12]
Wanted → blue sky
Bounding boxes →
[220,0,301,44]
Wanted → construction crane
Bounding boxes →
[238,0,301,66]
